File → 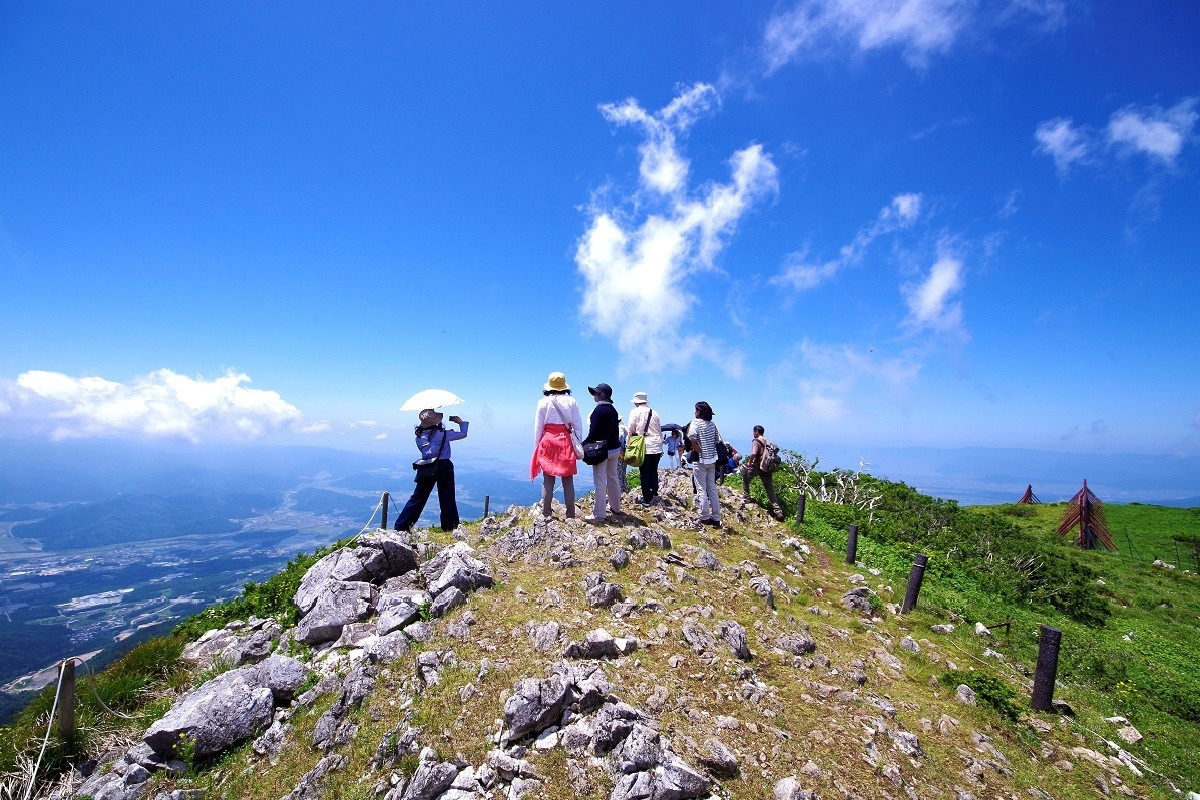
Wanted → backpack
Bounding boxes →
[758,437,782,473]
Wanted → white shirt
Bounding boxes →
[534,394,583,444]
[626,405,663,454]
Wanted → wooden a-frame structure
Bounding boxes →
[1016,484,1041,504]
[1056,478,1117,551]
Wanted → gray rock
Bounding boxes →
[890,730,926,758]
[699,737,739,777]
[774,775,816,800]
[504,671,573,742]
[717,620,752,661]
[841,586,874,614]
[402,759,459,800]
[143,669,275,760]
[563,628,638,661]
[364,632,411,664]
[590,700,648,755]
[294,580,376,645]
[294,550,371,614]
[248,655,311,703]
[333,622,376,649]
[585,581,625,609]
[930,624,956,634]
[681,621,718,654]
[280,753,347,800]
[694,550,721,570]
[530,621,561,652]
[422,542,493,596]
[403,620,434,642]
[749,575,775,609]
[610,549,631,569]
[611,723,661,774]
[430,586,467,618]
[955,684,977,705]
[376,588,431,635]
[777,633,816,656]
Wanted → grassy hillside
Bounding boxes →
[2,457,1197,800]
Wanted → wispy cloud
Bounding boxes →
[1034,117,1090,174]
[0,369,302,442]
[763,0,967,71]
[1035,98,1198,174]
[761,0,1066,72]
[576,83,779,374]
[774,339,921,422]
[1108,99,1198,164]
[902,248,967,340]
[772,193,922,291]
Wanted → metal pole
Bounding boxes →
[845,524,858,564]
[58,659,75,747]
[901,554,928,614]
[1031,625,1062,711]
[381,492,390,530]
[483,495,490,518]
[796,495,806,523]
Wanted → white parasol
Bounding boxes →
[399,388,465,412]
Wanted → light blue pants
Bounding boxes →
[592,449,623,518]
[693,461,720,522]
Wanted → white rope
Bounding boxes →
[356,497,384,538]
[22,661,66,800]
[71,657,134,720]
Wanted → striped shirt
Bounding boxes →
[686,419,721,465]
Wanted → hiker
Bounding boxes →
[394,409,468,532]
[685,401,723,527]
[627,391,662,505]
[531,371,583,519]
[617,415,629,495]
[743,425,785,521]
[583,383,622,522]
[664,429,681,469]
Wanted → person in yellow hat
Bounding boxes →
[530,371,583,519]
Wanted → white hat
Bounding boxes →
[631,391,648,404]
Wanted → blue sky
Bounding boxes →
[1,2,1198,468]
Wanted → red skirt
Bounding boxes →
[531,423,578,479]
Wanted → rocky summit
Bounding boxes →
[52,470,1162,800]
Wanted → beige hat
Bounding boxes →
[631,391,649,404]
[418,408,443,428]
[544,372,570,392]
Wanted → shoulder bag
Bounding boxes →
[623,408,652,467]
[412,429,447,482]
[550,398,585,460]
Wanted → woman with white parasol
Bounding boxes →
[394,389,469,532]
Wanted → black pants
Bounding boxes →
[395,459,459,531]
[742,466,781,510]
[639,453,661,501]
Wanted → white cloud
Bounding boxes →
[764,0,969,71]
[296,421,333,434]
[777,339,921,422]
[773,192,922,291]
[578,84,779,374]
[763,0,1068,71]
[1034,117,1090,174]
[599,84,719,196]
[0,369,302,442]
[1108,99,1198,165]
[1036,97,1197,176]
[903,250,967,338]
[374,432,389,440]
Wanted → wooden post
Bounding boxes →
[1031,625,1062,711]
[483,495,490,518]
[381,492,390,530]
[845,524,858,564]
[796,495,806,523]
[58,659,75,747]
[901,554,929,614]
